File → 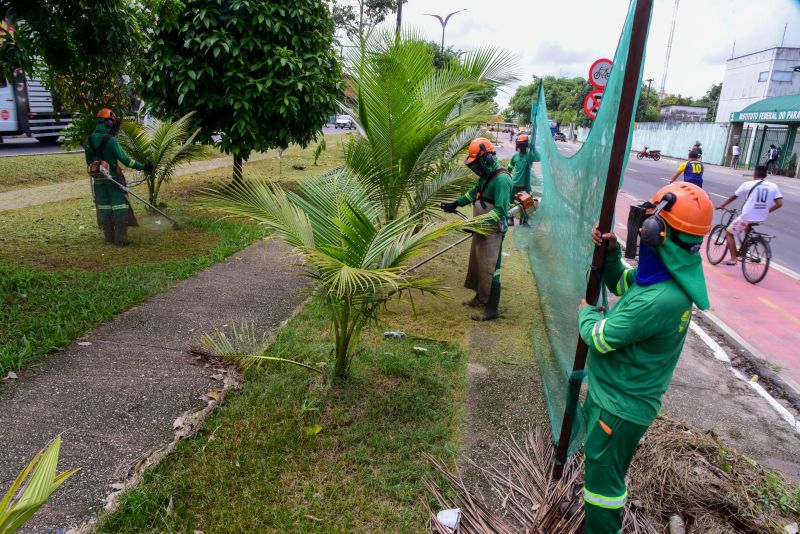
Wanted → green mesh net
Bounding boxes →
[514,0,650,455]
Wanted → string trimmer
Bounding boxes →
[407,192,536,272]
[106,176,182,229]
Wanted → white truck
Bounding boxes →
[0,71,71,143]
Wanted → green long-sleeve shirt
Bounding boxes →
[456,168,513,221]
[84,122,144,181]
[508,150,535,192]
[577,246,693,426]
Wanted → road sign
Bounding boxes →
[583,89,603,119]
[589,58,613,90]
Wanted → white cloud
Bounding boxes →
[356,0,800,108]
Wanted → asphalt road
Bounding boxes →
[0,135,77,156]
[556,142,800,273]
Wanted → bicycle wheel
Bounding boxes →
[742,236,771,284]
[705,224,728,265]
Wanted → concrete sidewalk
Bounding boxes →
[0,239,310,532]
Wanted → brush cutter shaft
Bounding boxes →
[105,176,181,228]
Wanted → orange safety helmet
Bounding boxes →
[465,137,495,164]
[96,108,118,128]
[650,182,713,236]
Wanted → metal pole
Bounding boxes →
[640,77,653,121]
[552,0,653,480]
[106,176,182,228]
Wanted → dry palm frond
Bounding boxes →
[425,426,656,534]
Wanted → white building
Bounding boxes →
[716,47,800,124]
[659,104,708,122]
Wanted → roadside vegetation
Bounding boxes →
[0,145,222,193]
[97,297,467,532]
[0,137,343,372]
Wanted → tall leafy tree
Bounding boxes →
[0,0,155,147]
[143,0,343,181]
[696,83,722,121]
[330,0,404,50]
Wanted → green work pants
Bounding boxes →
[583,394,649,534]
[93,179,129,215]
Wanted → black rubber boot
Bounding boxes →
[462,294,482,308]
[100,213,115,243]
[472,282,500,321]
[113,212,130,246]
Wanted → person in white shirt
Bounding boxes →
[731,144,740,169]
[716,166,783,265]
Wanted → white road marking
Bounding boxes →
[689,321,800,434]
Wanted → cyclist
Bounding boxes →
[669,150,704,188]
[715,165,783,266]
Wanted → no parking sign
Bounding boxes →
[583,89,603,120]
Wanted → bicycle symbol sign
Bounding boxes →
[589,58,613,90]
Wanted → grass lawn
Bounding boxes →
[0,135,346,371]
[0,145,223,193]
[97,298,466,533]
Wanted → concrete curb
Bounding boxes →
[696,310,800,412]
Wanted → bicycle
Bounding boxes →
[705,208,774,284]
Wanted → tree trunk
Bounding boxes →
[232,153,243,184]
[333,305,350,380]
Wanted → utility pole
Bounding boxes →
[644,77,654,120]
[660,0,680,96]
[424,9,467,53]
[395,0,403,40]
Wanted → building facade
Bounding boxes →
[716,47,800,124]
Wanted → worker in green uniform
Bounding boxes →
[577,182,713,533]
[507,133,535,226]
[441,137,513,321]
[85,108,152,246]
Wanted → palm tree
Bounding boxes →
[342,30,518,221]
[117,111,206,209]
[207,170,486,379]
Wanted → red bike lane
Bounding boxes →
[614,192,800,392]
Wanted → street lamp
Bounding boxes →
[424,9,467,53]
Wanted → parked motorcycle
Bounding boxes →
[637,147,661,161]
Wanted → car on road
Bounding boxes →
[335,115,355,129]
[553,132,566,142]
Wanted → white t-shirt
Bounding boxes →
[732,145,740,156]
[735,179,783,222]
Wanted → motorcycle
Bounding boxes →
[637,147,661,161]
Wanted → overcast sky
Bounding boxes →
[354,0,800,109]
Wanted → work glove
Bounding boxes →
[440,201,459,213]
[143,161,154,173]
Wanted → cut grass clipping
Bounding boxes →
[98,298,465,533]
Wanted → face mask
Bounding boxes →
[466,156,489,178]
